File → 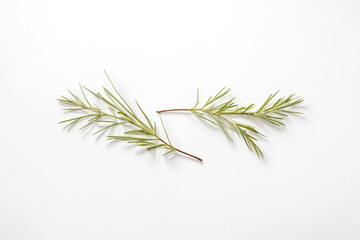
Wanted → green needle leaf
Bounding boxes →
[157,87,303,159]
[58,72,202,162]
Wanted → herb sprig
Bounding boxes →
[57,72,202,162]
[157,88,303,158]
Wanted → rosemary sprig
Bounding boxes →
[157,88,303,158]
[57,72,202,162]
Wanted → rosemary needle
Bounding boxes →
[157,88,303,158]
[57,72,202,162]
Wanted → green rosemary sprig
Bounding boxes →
[57,72,202,162]
[157,88,303,158]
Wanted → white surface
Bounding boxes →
[1,0,360,239]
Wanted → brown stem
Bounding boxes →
[156,109,192,113]
[156,136,203,162]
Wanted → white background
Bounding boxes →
[1,0,360,239]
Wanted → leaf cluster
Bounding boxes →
[57,73,175,156]
[184,88,303,158]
